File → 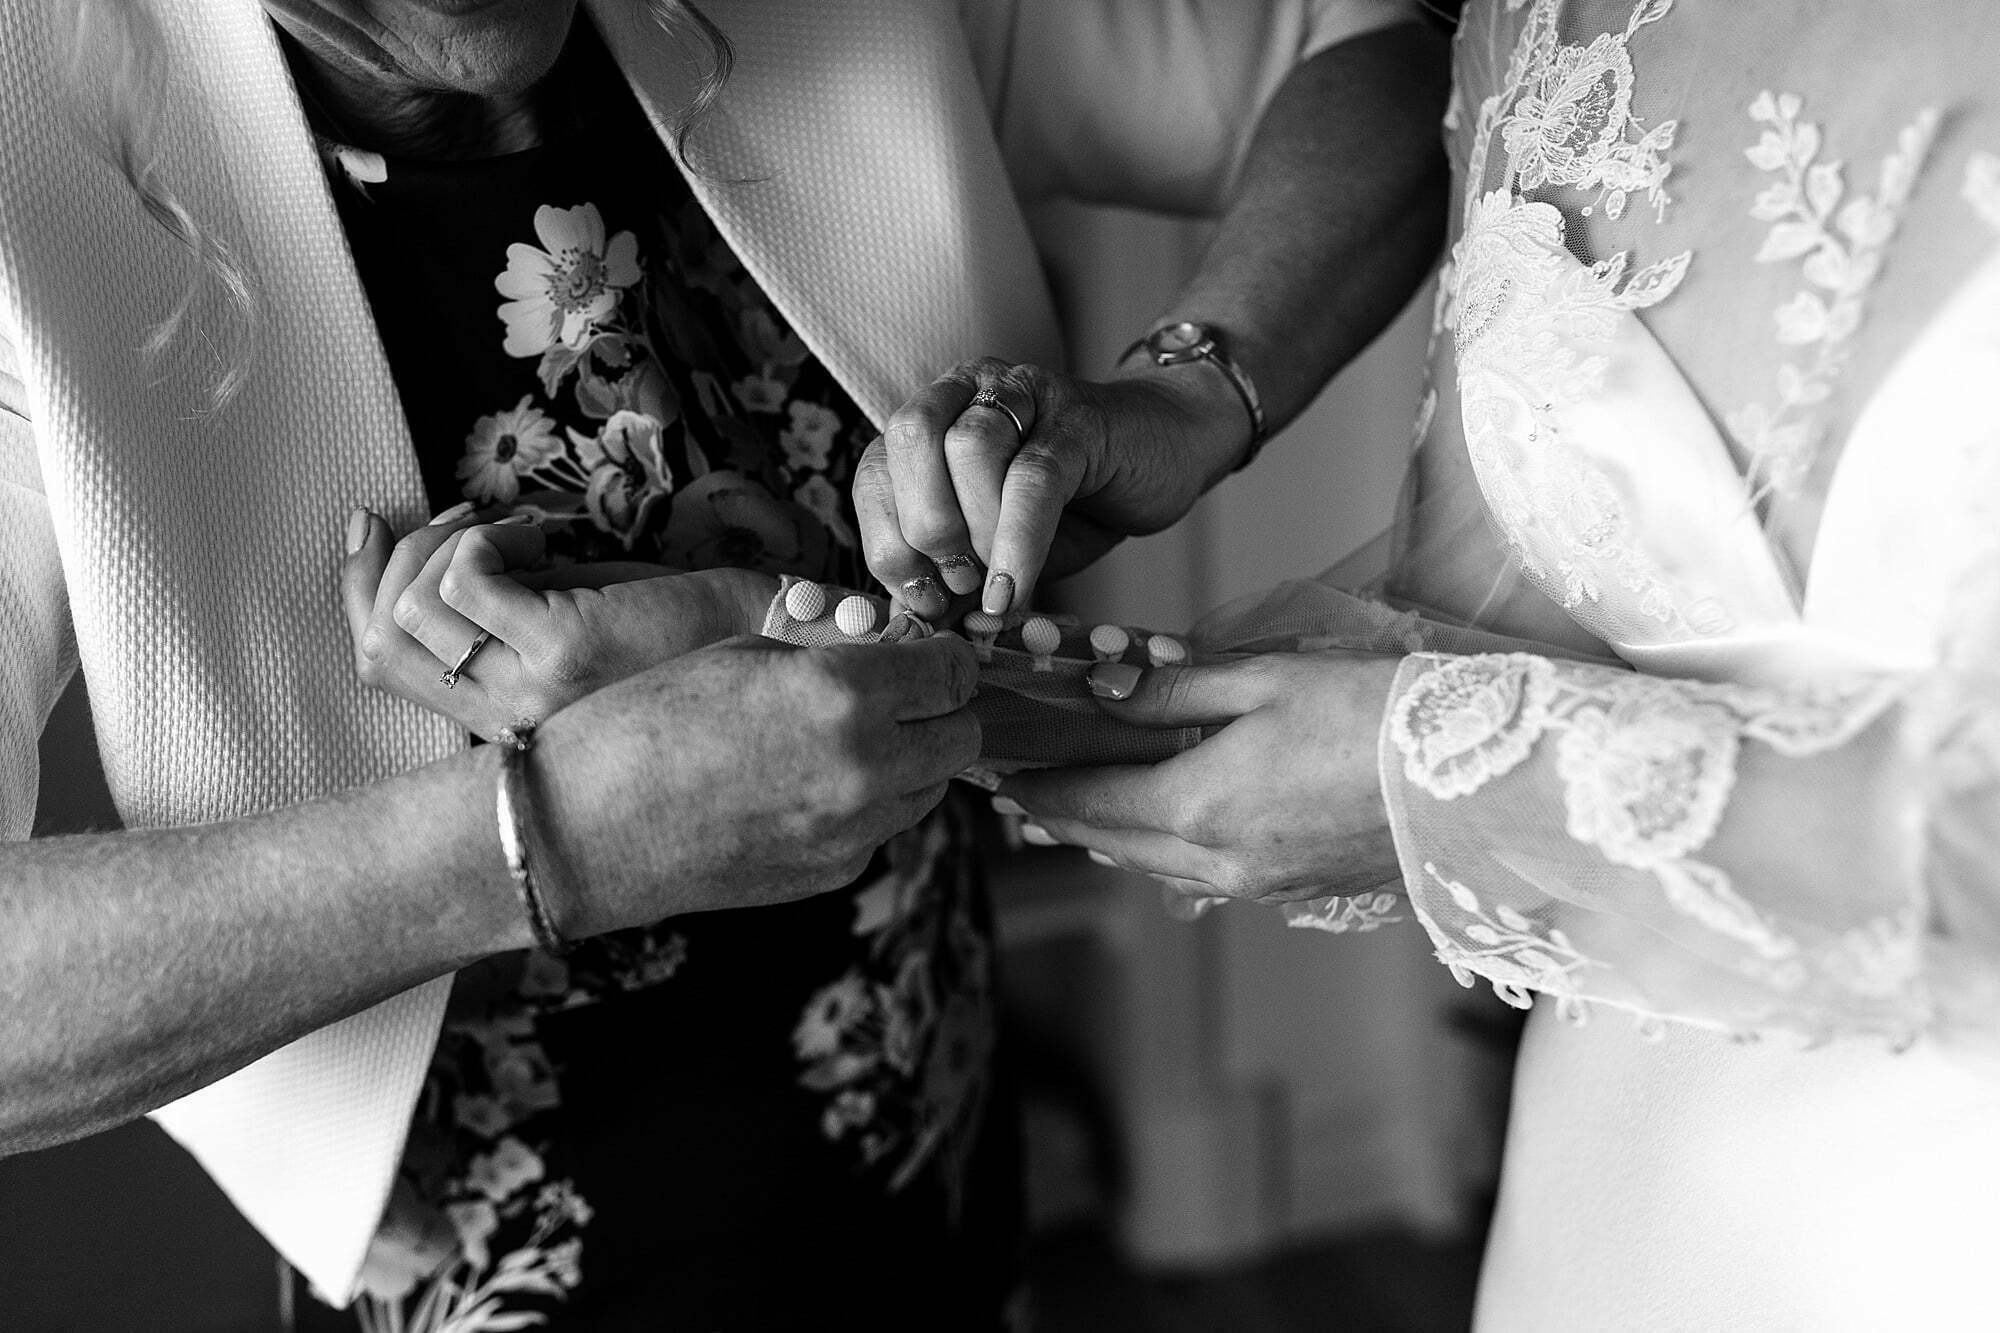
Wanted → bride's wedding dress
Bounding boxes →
[1226,1,2000,1325]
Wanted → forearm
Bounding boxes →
[0,746,529,1153]
[1123,22,1451,470]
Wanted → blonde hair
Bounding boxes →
[57,0,733,408]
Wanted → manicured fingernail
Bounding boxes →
[936,554,984,596]
[428,500,476,526]
[1087,850,1118,868]
[1088,662,1143,701]
[878,611,932,644]
[495,512,538,526]
[990,796,1025,817]
[982,571,1014,617]
[344,506,371,555]
[1019,823,1057,846]
[900,574,947,618]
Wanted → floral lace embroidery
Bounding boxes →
[1726,94,1939,497]
[1496,0,1677,220]
[1281,890,1405,935]
[1465,0,1676,229]
[1965,152,2000,231]
[1390,653,1897,974]
[1415,862,1599,1015]
[1447,191,1704,627]
[1443,1,1722,633]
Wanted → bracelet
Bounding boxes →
[494,724,575,956]
[1119,320,1269,472]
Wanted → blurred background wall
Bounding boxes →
[1,201,1510,1331]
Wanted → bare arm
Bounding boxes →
[0,744,523,1154]
[0,633,982,1156]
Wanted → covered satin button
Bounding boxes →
[1022,616,1061,670]
[1087,623,1130,663]
[834,595,880,637]
[784,580,828,622]
[1146,633,1187,667]
[962,609,1004,659]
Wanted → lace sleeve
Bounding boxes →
[1378,650,1952,1044]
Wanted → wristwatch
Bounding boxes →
[1121,320,1268,471]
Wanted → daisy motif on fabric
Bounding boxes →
[497,203,642,357]
[458,395,563,505]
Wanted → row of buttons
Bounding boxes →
[784,580,1186,671]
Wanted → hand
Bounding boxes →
[998,651,1405,906]
[853,357,1248,621]
[341,504,778,738]
[531,633,983,931]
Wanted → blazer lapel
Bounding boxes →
[589,0,1065,426]
[0,0,455,1303]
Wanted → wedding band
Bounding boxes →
[440,630,491,689]
[967,388,1026,439]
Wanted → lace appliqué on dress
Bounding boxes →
[1389,652,1910,1014]
[1447,191,1704,628]
[1726,94,1939,497]
[1443,1,1721,634]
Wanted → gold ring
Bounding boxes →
[440,630,492,689]
[967,388,1026,439]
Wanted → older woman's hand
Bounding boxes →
[997,651,1405,907]
[853,358,1249,620]
[340,505,778,738]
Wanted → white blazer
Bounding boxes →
[0,0,1409,1302]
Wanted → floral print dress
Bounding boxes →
[293,36,1018,1333]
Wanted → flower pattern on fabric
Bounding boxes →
[498,203,643,357]
[317,94,995,1323]
[792,818,992,1213]
[1414,862,1599,1017]
[1497,3,1677,220]
[1446,190,1698,627]
[353,1001,596,1333]
[1390,652,1909,1009]
[1386,652,1556,798]
[448,195,875,573]
[1725,94,1938,497]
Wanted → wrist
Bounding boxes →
[1097,366,1252,510]
[1115,320,1267,473]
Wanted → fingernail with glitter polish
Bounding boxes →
[427,500,476,526]
[936,553,984,596]
[1087,662,1143,701]
[982,571,1014,617]
[900,574,947,619]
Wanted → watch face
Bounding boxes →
[1153,321,1205,354]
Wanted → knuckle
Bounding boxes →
[883,413,941,458]
[1008,444,1070,491]
[391,591,428,635]
[437,567,472,608]
[900,510,968,555]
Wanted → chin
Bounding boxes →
[406,0,582,96]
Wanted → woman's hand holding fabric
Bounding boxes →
[997,650,1404,907]
[853,357,1249,621]
[526,633,982,930]
[341,506,778,738]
